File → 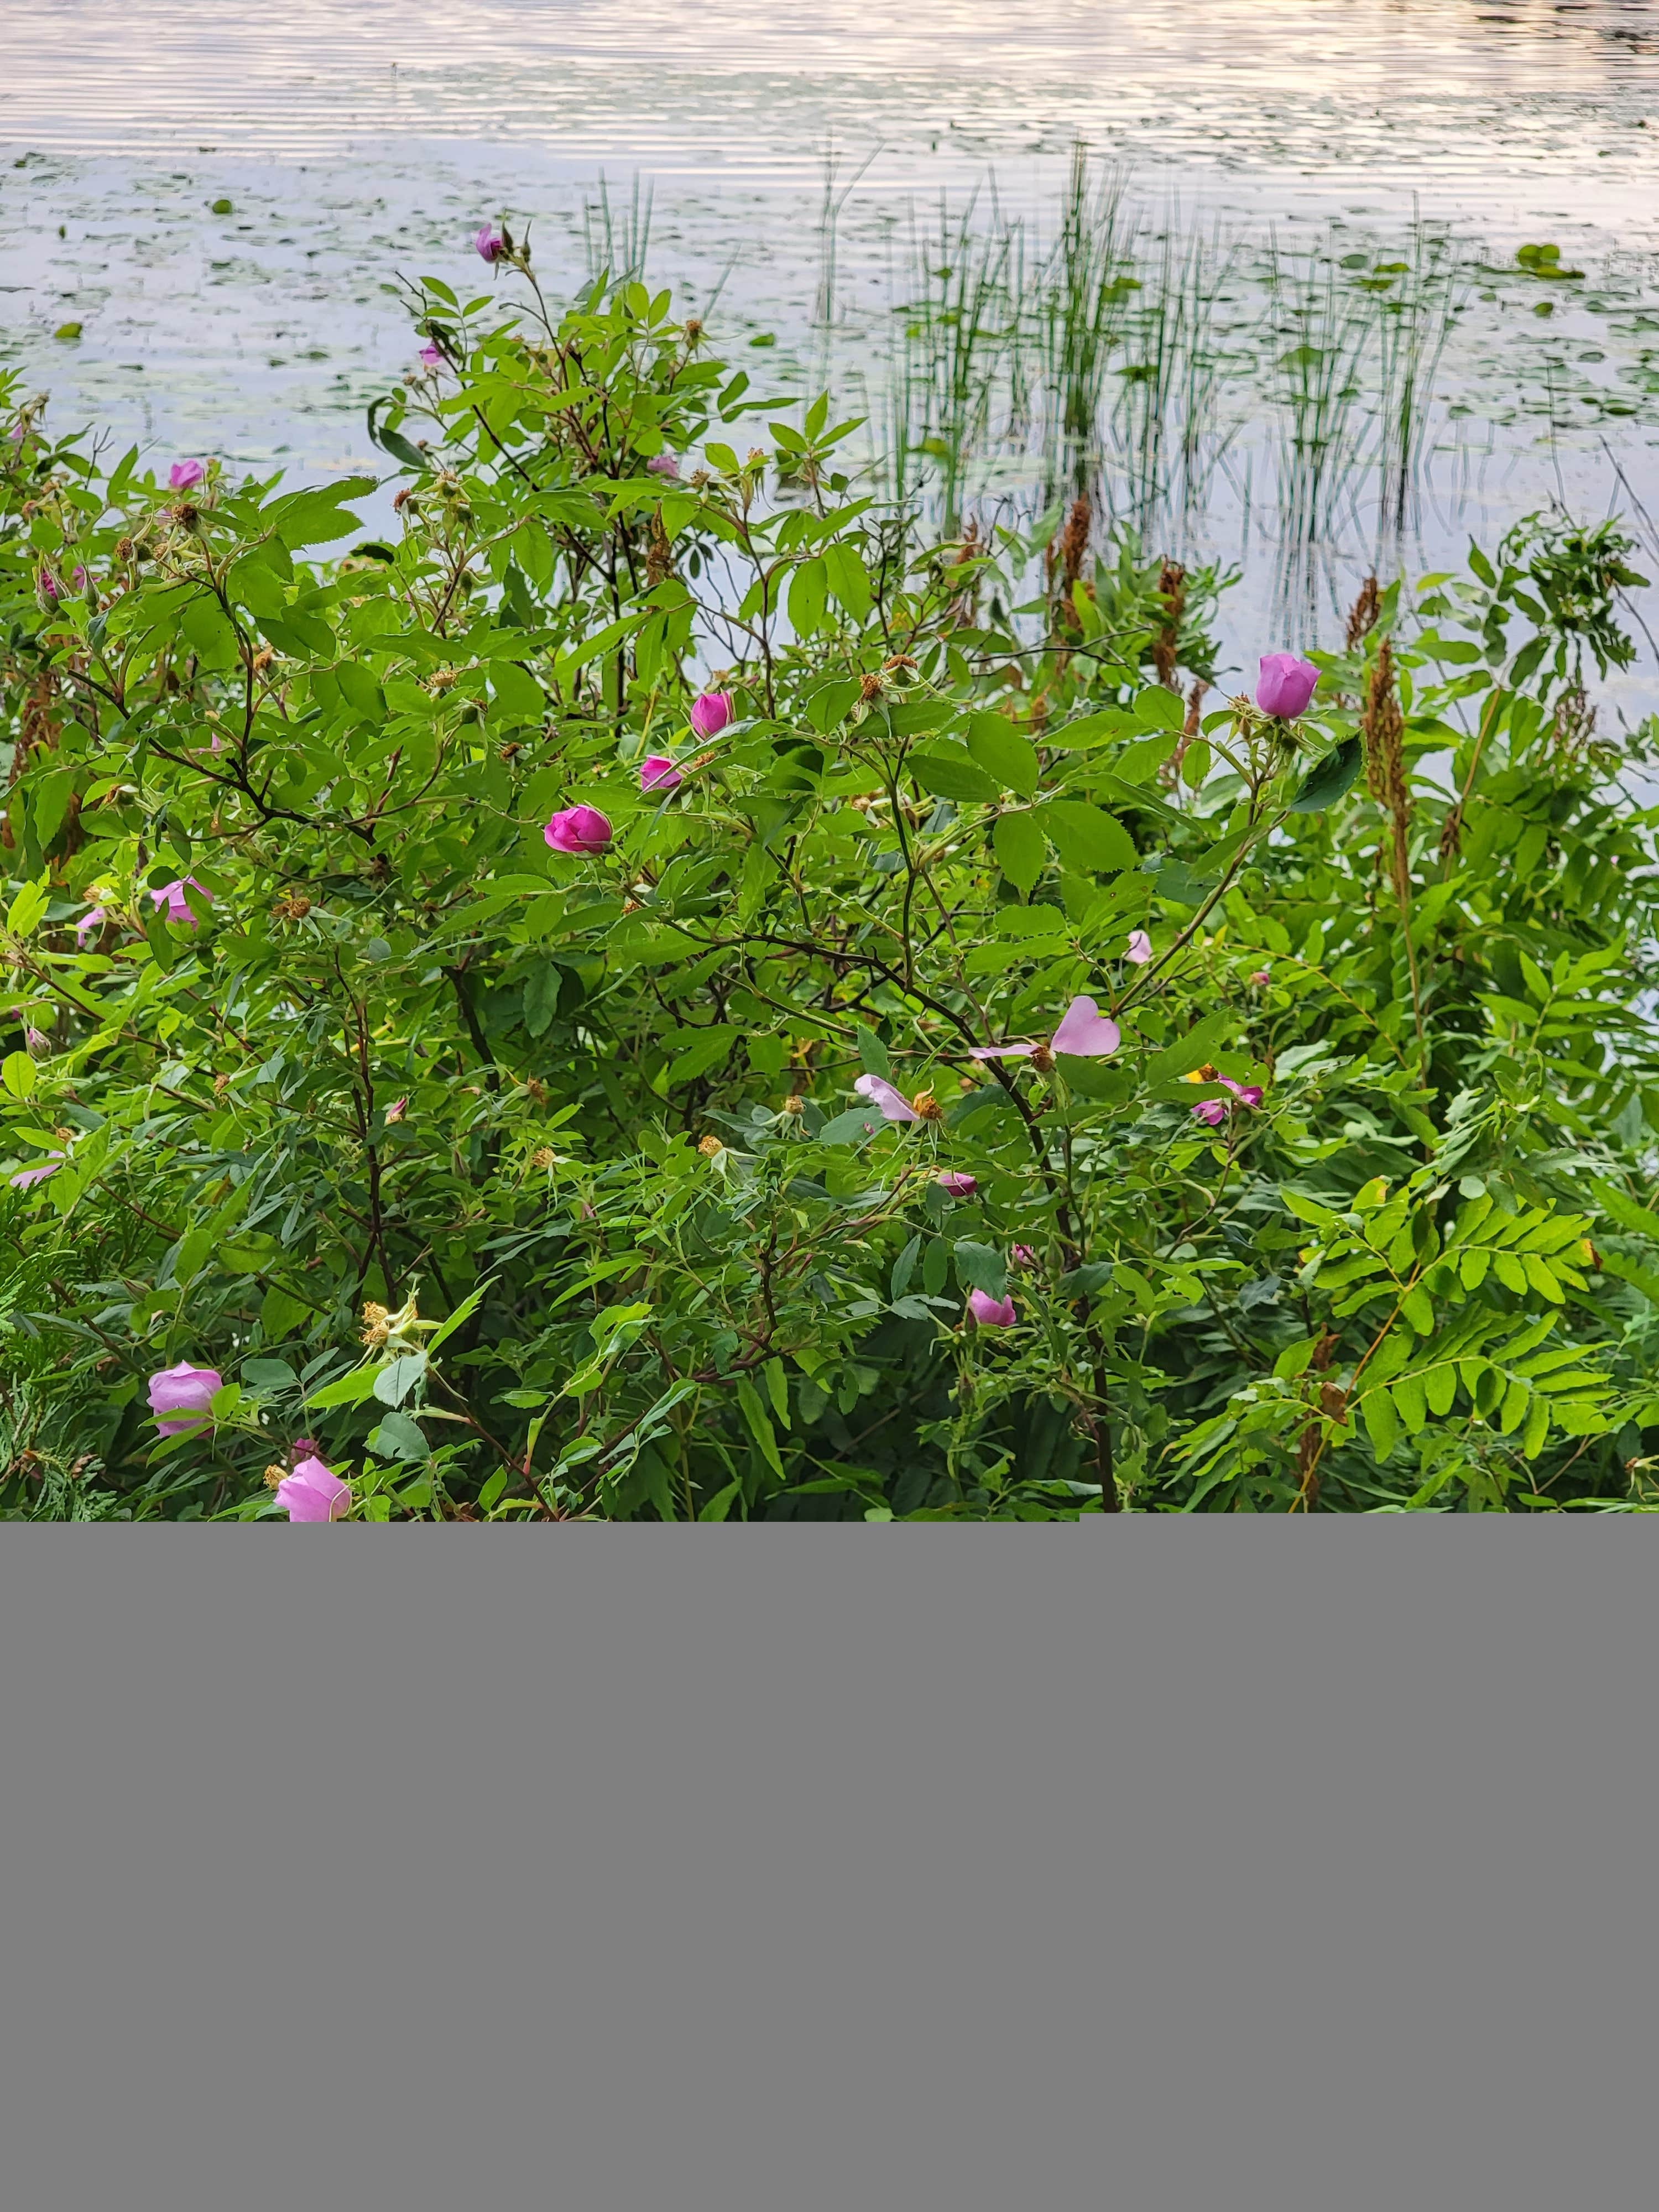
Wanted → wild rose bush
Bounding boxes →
[4,264,1659,1520]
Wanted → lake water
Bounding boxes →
[6,0,1659,696]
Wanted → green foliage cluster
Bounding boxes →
[4,265,1659,1520]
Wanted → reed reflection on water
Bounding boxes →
[4,0,1659,683]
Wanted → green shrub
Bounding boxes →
[4,268,1659,1519]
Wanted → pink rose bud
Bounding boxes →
[9,1151,65,1190]
[1125,930,1153,965]
[646,454,680,479]
[24,1027,48,1053]
[275,1454,352,1522]
[151,878,211,926]
[639,754,684,794]
[1255,653,1320,720]
[542,805,613,855]
[689,691,733,739]
[39,570,60,601]
[169,459,206,491]
[384,1097,408,1124]
[75,906,106,940]
[935,1171,977,1198]
[148,1360,223,1437]
[1011,1244,1039,1269]
[968,1287,1016,1328]
[419,343,441,369]
[474,225,506,263]
[1249,968,1271,986]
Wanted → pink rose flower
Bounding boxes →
[1256,653,1319,720]
[853,1073,920,1124]
[646,455,680,480]
[968,1287,1016,1328]
[689,691,733,739]
[935,1172,977,1198]
[151,878,211,926]
[543,805,613,855]
[275,1454,352,1522]
[1191,1078,1265,1128]
[971,995,1120,1063]
[148,1361,222,1437]
[474,225,506,263]
[1125,930,1153,965]
[169,459,206,491]
[639,754,683,794]
[9,1151,65,1191]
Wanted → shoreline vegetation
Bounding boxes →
[4,212,1659,1520]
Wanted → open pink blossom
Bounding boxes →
[169,459,206,491]
[148,1361,222,1437]
[646,455,680,480]
[969,994,1120,1064]
[9,1151,64,1191]
[419,343,442,369]
[75,906,107,941]
[275,1454,352,1522]
[474,224,506,264]
[543,805,613,855]
[853,1073,920,1124]
[689,691,733,739]
[1125,930,1153,965]
[1256,653,1319,720]
[968,1287,1016,1328]
[639,754,683,794]
[151,878,211,926]
[935,1171,977,1198]
[1192,1077,1265,1128]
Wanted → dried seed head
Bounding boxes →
[780,1093,804,1115]
[361,1301,392,1348]
[858,672,884,702]
[530,1145,556,1170]
[911,1089,943,1122]
[1029,1044,1056,1075]
[263,1464,287,1490]
[1345,575,1381,650]
[697,1135,724,1159]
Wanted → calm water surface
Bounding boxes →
[6,1,1659,684]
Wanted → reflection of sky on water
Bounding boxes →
[4,1,1659,699]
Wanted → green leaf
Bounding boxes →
[1133,686,1186,732]
[1362,1388,1400,1459]
[373,1353,427,1407]
[856,1025,890,1078]
[307,1364,382,1410]
[822,541,872,619]
[1286,738,1364,812]
[966,714,1040,799]
[698,1478,743,1522]
[2,1052,38,1102]
[737,1377,785,1477]
[993,808,1046,893]
[954,1241,1008,1298]
[1041,800,1137,875]
[817,1105,886,1145]
[908,745,1001,805]
[368,1410,429,1462]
